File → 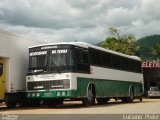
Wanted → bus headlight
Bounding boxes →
[32,93,35,97]
[62,91,65,96]
[36,93,40,97]
[27,93,31,97]
[66,91,71,96]
[57,92,61,96]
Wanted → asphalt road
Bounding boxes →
[0,98,160,114]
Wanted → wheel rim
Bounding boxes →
[130,89,134,100]
[88,89,93,102]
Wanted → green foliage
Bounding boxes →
[99,27,138,55]
[150,43,160,59]
[98,27,160,60]
[100,37,137,55]
[137,35,160,60]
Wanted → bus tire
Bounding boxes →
[128,87,134,102]
[19,101,29,107]
[19,99,41,107]
[82,84,95,106]
[139,96,143,102]
[6,101,17,108]
[121,87,134,103]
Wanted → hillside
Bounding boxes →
[137,35,160,60]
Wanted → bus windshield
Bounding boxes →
[29,51,47,71]
[28,46,90,74]
[48,49,75,72]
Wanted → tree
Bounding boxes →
[137,35,160,60]
[100,37,118,51]
[99,27,138,55]
[109,27,121,39]
[150,43,160,60]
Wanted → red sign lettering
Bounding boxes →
[142,62,160,68]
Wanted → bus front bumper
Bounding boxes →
[27,90,77,99]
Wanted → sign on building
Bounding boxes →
[142,61,160,68]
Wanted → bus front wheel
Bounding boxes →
[6,101,17,108]
[82,84,95,106]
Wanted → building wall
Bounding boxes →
[0,29,46,92]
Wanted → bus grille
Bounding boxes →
[27,79,70,91]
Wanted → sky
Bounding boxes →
[0,0,160,44]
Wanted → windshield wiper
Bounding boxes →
[33,69,44,73]
[28,68,47,75]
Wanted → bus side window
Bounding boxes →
[82,50,89,64]
[75,50,82,64]
[76,49,89,64]
[76,49,90,73]
[0,63,3,76]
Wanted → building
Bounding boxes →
[142,61,160,96]
[0,29,46,107]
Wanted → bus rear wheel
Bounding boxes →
[139,95,143,102]
[128,87,134,102]
[82,84,95,106]
[122,87,134,103]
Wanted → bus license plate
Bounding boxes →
[44,92,52,97]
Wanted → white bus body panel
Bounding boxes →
[70,66,143,89]
[0,29,46,93]
[27,66,143,90]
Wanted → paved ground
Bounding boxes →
[0,99,160,114]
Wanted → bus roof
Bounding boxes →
[29,42,141,61]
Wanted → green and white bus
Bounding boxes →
[26,42,143,106]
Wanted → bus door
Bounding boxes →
[0,59,5,100]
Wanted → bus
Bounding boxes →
[26,42,143,106]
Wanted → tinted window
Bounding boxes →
[89,48,142,73]
[112,55,120,68]
[90,49,102,66]
[29,55,47,69]
[102,52,112,67]
[120,57,128,70]
[75,48,90,73]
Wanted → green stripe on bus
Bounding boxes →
[77,77,143,98]
[27,77,143,99]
